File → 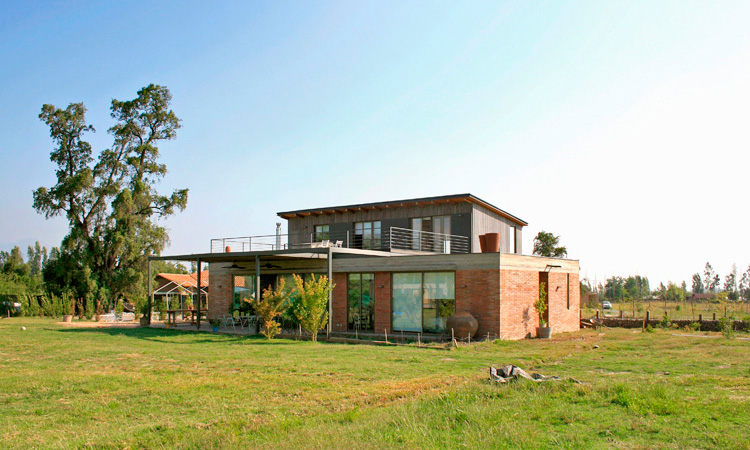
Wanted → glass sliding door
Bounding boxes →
[422,272,455,333]
[392,272,455,333]
[347,273,374,331]
[392,273,422,332]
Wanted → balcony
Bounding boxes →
[210,227,469,254]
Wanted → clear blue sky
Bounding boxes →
[1,0,749,287]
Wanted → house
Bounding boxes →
[151,194,580,340]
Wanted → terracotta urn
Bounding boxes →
[447,311,479,338]
[479,234,488,253]
[484,233,500,253]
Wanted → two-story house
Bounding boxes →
[150,194,580,340]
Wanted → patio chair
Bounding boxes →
[321,239,330,248]
[219,314,236,330]
[333,240,343,248]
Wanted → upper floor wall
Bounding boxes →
[277,194,526,254]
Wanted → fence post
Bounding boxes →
[713,312,716,321]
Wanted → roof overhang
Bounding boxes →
[276,193,527,226]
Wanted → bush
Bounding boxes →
[689,322,701,331]
[645,324,654,333]
[246,278,290,339]
[719,317,735,338]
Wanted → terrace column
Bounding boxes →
[196,258,201,330]
[255,255,261,301]
[327,247,333,337]
[147,259,153,326]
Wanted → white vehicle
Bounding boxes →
[601,301,612,309]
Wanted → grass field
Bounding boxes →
[2,317,750,449]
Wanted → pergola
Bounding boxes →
[147,246,391,331]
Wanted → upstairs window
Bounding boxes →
[354,221,381,249]
[314,224,329,242]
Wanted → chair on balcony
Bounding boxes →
[333,240,343,248]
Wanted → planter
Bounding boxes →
[139,317,149,327]
[479,234,488,253]
[447,312,479,338]
[212,326,219,332]
[536,326,552,339]
[164,322,171,329]
[484,233,500,253]
[62,315,73,323]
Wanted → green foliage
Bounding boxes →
[719,317,735,338]
[292,274,334,343]
[645,324,654,333]
[532,231,567,258]
[689,322,701,331]
[534,282,548,327]
[33,85,187,310]
[246,278,290,339]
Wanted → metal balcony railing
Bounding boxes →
[210,227,470,254]
[384,227,470,254]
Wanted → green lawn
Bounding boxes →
[2,318,749,449]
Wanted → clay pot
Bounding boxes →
[536,326,552,339]
[484,233,500,253]
[225,246,232,253]
[62,315,72,323]
[479,234,488,253]
[447,312,479,338]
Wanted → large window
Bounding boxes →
[354,221,381,249]
[314,224,329,242]
[411,216,451,251]
[348,273,374,331]
[392,272,455,333]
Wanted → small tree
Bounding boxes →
[246,278,289,339]
[532,231,567,258]
[292,274,334,343]
[534,282,548,327]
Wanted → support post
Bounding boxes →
[196,258,202,330]
[255,255,261,303]
[327,246,333,337]
[147,259,153,325]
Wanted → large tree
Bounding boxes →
[703,262,720,293]
[532,231,567,258]
[33,84,188,308]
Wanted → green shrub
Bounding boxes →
[689,322,701,331]
[645,324,654,333]
[719,317,735,338]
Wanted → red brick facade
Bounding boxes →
[208,270,232,321]
[373,272,392,334]
[209,258,579,340]
[331,273,348,332]
[455,269,501,338]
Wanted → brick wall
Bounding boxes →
[208,267,232,320]
[499,269,539,340]
[331,273,348,332]
[455,269,501,337]
[547,271,580,333]
[499,268,580,340]
[373,272,392,334]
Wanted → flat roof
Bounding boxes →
[277,193,527,226]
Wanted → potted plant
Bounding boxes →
[139,301,150,326]
[211,319,220,332]
[62,292,74,323]
[535,283,552,338]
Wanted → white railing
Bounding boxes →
[211,227,470,254]
[385,227,470,254]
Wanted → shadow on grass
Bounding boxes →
[56,326,260,344]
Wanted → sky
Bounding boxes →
[1,0,749,288]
